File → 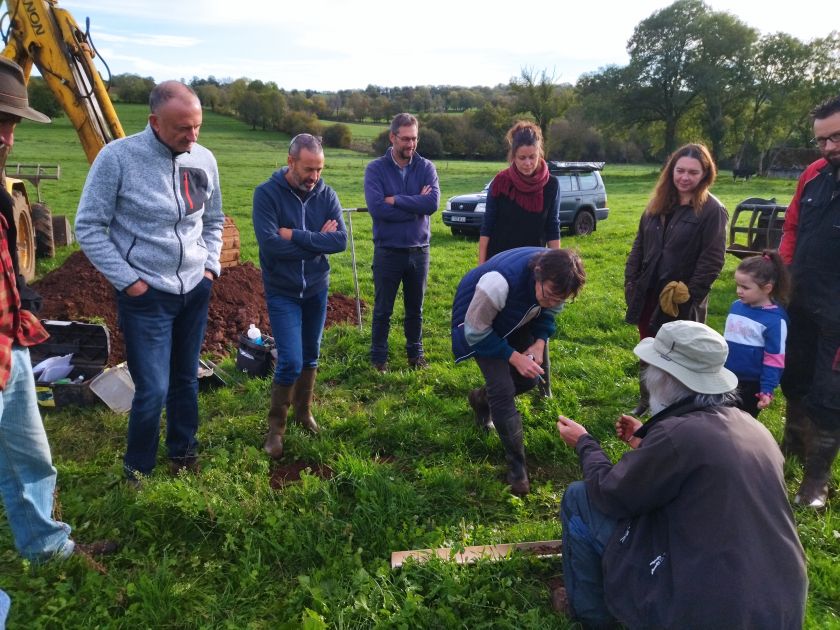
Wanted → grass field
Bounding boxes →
[0,105,837,628]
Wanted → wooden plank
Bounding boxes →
[391,539,562,568]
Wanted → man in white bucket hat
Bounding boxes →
[553,320,807,629]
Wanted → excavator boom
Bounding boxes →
[0,1,238,281]
[1,0,124,163]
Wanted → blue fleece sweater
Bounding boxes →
[723,300,788,395]
[363,148,440,248]
[252,169,347,299]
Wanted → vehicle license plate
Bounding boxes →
[451,216,467,222]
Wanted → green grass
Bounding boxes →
[0,106,837,628]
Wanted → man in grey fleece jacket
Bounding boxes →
[75,81,224,481]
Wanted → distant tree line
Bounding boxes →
[33,0,838,169]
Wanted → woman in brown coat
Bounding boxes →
[624,143,727,414]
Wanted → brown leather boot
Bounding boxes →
[292,367,320,433]
[263,383,293,459]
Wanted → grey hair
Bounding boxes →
[390,112,418,134]
[149,81,198,114]
[644,365,739,411]
[289,133,323,158]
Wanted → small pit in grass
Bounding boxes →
[269,461,334,488]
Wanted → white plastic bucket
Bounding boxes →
[89,363,134,413]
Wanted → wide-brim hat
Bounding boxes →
[0,57,50,123]
[634,320,737,394]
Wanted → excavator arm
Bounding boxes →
[1,0,124,164]
[0,1,238,281]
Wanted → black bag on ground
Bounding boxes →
[235,333,275,377]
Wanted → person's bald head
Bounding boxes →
[149,81,202,153]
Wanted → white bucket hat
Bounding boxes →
[634,320,738,395]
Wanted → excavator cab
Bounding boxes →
[726,197,787,259]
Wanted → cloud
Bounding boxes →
[94,32,200,48]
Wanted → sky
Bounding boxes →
[47,0,834,92]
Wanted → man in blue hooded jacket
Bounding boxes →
[364,113,440,371]
[253,133,347,459]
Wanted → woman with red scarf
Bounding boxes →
[478,121,560,264]
[469,122,561,414]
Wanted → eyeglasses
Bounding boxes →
[394,134,418,144]
[810,132,840,148]
[540,280,567,303]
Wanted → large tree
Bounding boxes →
[623,0,708,155]
[689,10,757,161]
[734,33,812,171]
[509,68,571,149]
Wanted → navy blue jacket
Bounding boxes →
[451,247,560,362]
[253,169,347,298]
[363,149,440,248]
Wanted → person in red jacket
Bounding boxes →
[778,94,840,508]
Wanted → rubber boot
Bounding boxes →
[468,387,494,431]
[794,425,839,509]
[781,399,812,462]
[292,367,320,433]
[630,361,649,416]
[264,383,293,459]
[495,412,530,496]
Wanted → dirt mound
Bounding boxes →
[33,251,363,365]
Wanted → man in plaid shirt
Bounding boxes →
[0,58,115,566]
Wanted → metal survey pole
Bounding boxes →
[342,207,367,330]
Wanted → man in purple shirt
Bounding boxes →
[364,113,440,371]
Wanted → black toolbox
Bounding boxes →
[29,320,110,408]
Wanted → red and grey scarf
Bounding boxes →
[490,158,550,213]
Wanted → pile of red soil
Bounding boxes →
[33,251,363,365]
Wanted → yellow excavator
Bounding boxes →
[0,0,238,281]
[1,0,123,281]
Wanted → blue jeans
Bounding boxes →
[370,246,429,364]
[561,481,619,627]
[266,289,327,385]
[0,588,9,627]
[117,278,212,476]
[0,347,73,561]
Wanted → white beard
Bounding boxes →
[649,394,669,416]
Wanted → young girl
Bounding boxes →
[723,250,790,417]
